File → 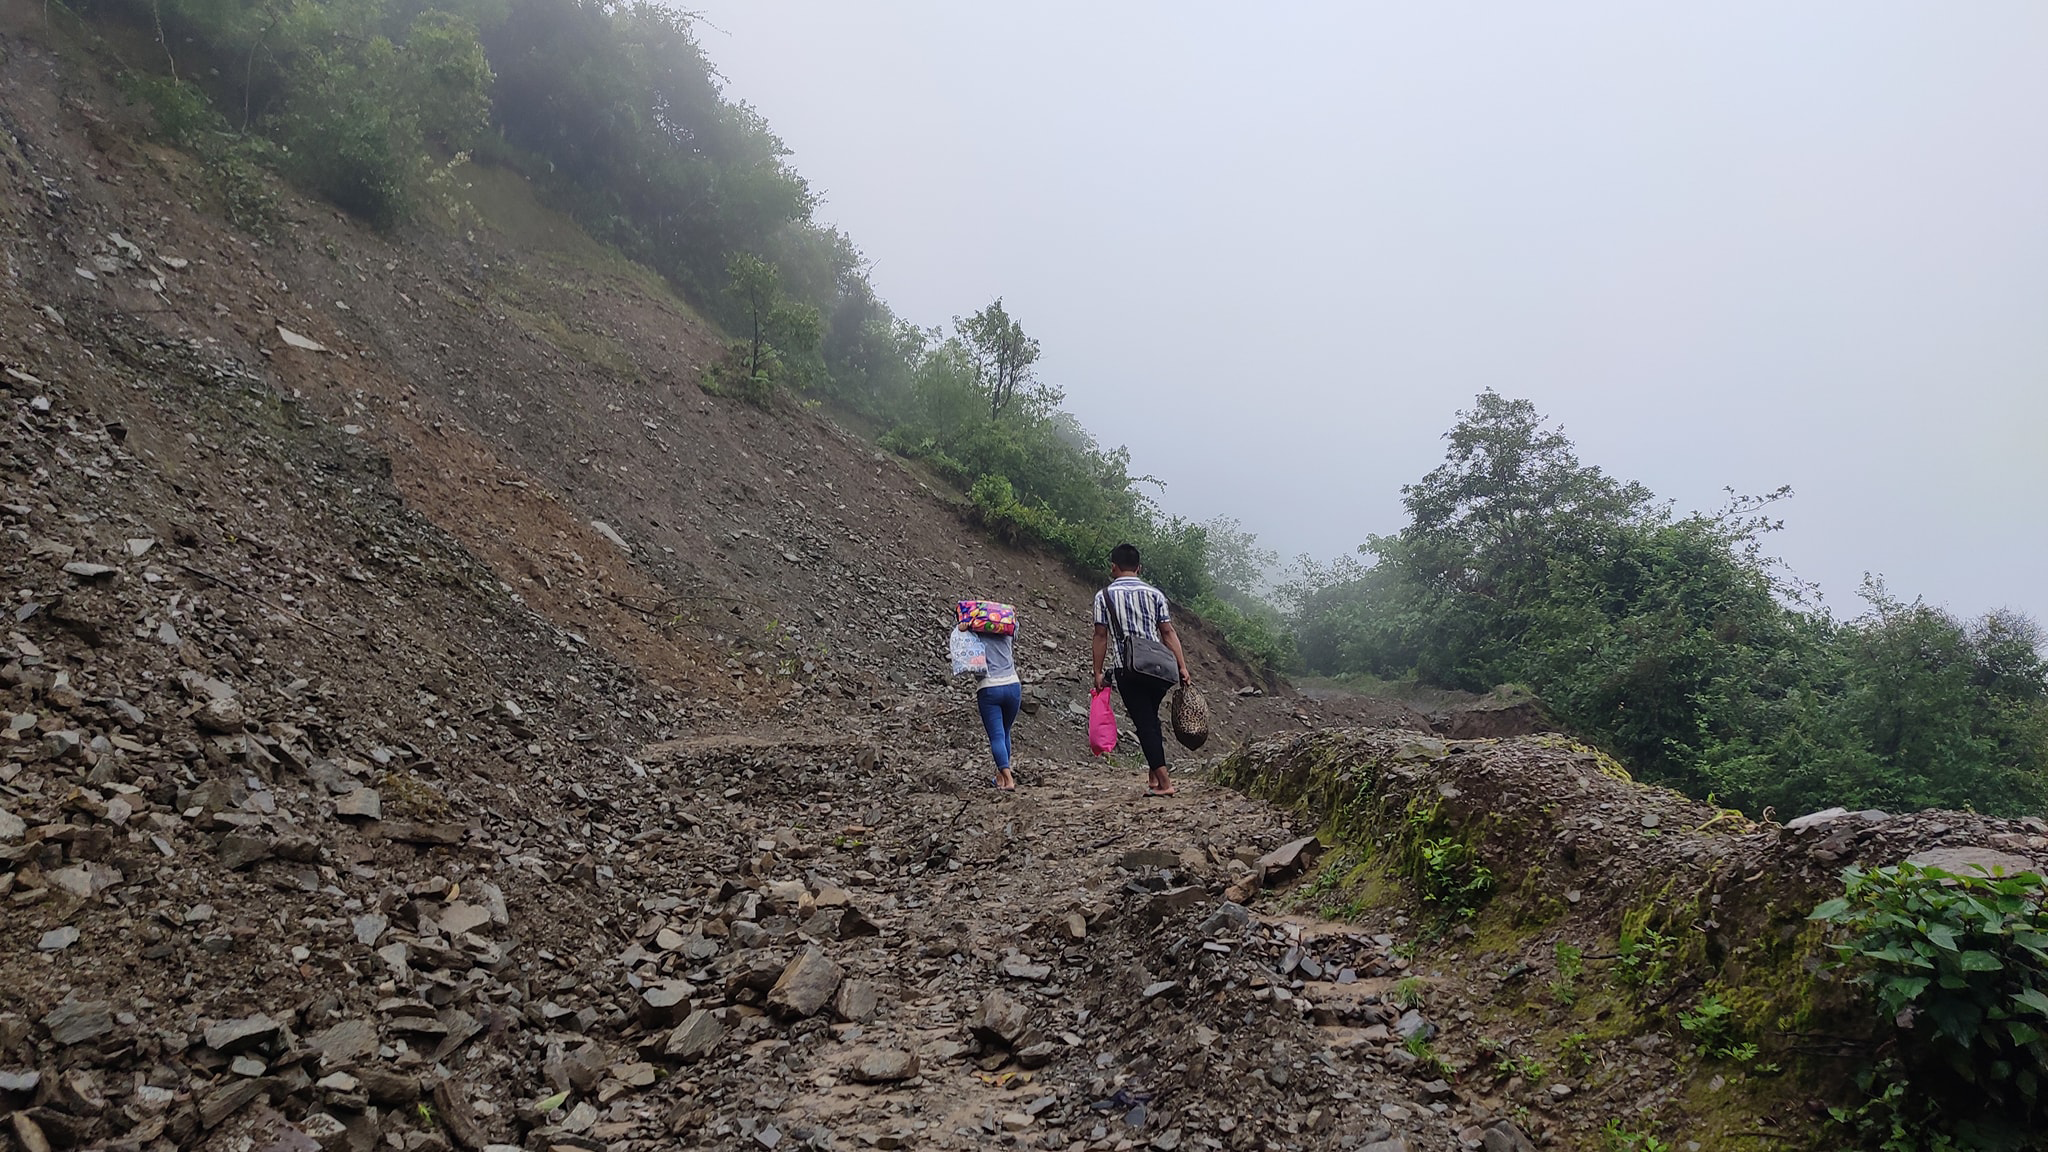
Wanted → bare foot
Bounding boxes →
[996,768,1016,791]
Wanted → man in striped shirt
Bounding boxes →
[1092,542,1194,796]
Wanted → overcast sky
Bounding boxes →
[687,2,2047,623]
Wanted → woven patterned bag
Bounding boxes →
[1171,685,1211,750]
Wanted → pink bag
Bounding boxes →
[1088,687,1118,756]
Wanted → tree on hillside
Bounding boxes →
[726,253,780,382]
[958,299,1044,420]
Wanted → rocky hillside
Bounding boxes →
[6,12,2043,1152]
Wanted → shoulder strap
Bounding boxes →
[1102,587,1134,669]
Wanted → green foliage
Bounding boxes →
[1480,1038,1548,1083]
[1557,1030,1594,1073]
[1391,976,1425,1009]
[275,35,415,226]
[1677,994,1759,1064]
[1286,391,2048,819]
[1810,861,2048,1145]
[956,298,1046,421]
[1551,941,1584,1006]
[91,0,498,228]
[1828,1072,1965,1152]
[1616,925,1677,992]
[1599,1119,1672,1152]
[1399,805,1492,917]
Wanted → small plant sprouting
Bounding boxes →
[1391,977,1425,1009]
[1558,1031,1594,1073]
[1600,1119,1672,1152]
[1551,941,1585,1005]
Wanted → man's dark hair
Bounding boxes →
[1110,543,1142,571]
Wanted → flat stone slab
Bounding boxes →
[1906,846,2039,877]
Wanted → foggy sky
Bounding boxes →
[687,2,2048,624]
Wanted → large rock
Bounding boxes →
[358,1068,419,1105]
[204,1014,281,1055]
[1254,835,1323,883]
[200,1078,271,1128]
[41,1001,113,1046]
[306,1019,378,1067]
[1482,1121,1538,1152]
[968,991,1030,1048]
[334,789,382,821]
[438,901,491,937]
[833,979,879,1023]
[1119,847,1180,871]
[664,1010,722,1064]
[851,1049,920,1083]
[0,807,25,842]
[765,948,843,1018]
[195,697,246,735]
[638,982,695,1028]
[217,832,273,870]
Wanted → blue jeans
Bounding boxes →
[977,682,1022,771]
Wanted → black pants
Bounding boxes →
[1116,672,1173,770]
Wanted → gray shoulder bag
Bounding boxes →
[1104,590,1180,686]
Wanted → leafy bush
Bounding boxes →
[276,39,417,227]
[1810,861,2048,1145]
[1677,994,1759,1063]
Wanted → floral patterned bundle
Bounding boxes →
[957,600,1018,636]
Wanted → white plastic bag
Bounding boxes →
[950,628,988,676]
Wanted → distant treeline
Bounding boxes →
[75,0,1290,670]
[1284,392,2048,818]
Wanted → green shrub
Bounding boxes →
[1398,804,1493,918]
[1811,861,2048,1145]
[1615,924,1677,991]
[276,38,418,227]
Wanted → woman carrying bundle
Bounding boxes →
[955,600,1021,792]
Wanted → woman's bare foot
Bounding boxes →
[995,768,1016,791]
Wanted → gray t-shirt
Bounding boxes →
[978,631,1018,688]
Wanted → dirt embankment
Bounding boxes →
[1215,729,2048,1149]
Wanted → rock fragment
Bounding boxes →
[41,1000,114,1046]
[204,1014,281,1054]
[664,1010,722,1063]
[833,978,878,1023]
[968,991,1030,1048]
[851,1050,919,1083]
[766,947,843,1018]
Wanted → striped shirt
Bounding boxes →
[1093,576,1171,670]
